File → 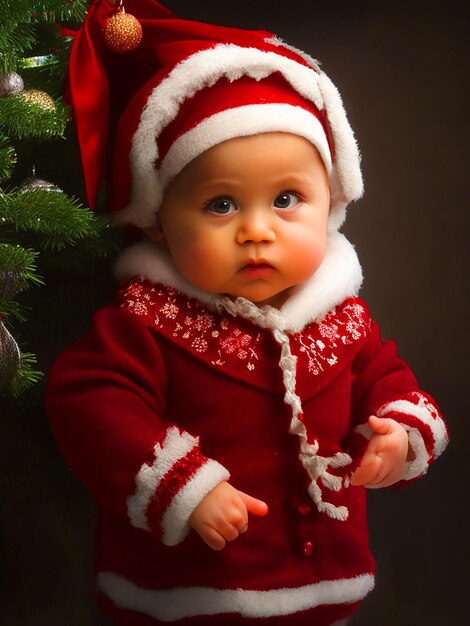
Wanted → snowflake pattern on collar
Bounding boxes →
[118,280,262,371]
[291,301,371,376]
[117,279,371,382]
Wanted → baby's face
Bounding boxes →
[146,132,330,308]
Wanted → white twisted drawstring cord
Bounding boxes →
[272,328,351,521]
[217,296,351,520]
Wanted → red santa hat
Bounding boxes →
[67,0,363,232]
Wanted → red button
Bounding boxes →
[297,502,311,516]
[302,540,313,556]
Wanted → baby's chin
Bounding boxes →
[220,287,295,310]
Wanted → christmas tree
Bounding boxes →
[0,0,118,399]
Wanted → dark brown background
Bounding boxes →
[1,1,469,624]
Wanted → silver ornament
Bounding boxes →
[0,72,24,97]
[18,176,62,193]
[0,319,21,389]
[0,269,20,301]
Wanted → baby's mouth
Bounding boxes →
[239,262,275,276]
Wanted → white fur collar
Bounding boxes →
[114,231,363,333]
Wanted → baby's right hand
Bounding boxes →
[189,481,268,550]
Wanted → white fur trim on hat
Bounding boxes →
[159,103,332,190]
[114,43,363,230]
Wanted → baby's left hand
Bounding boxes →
[350,415,409,488]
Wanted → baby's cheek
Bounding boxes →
[177,240,227,289]
[290,234,327,279]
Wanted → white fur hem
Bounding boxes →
[161,459,230,547]
[159,104,332,190]
[97,571,374,621]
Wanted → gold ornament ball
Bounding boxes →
[104,12,143,54]
[19,89,56,111]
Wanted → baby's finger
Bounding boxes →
[365,461,407,489]
[201,526,227,551]
[237,490,269,517]
[216,518,244,542]
[368,415,393,435]
[350,457,382,486]
[363,459,392,488]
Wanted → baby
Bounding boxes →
[46,1,449,625]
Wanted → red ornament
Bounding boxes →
[103,1,142,54]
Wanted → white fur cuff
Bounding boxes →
[161,459,230,546]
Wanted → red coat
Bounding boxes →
[45,235,448,625]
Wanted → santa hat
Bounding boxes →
[67,0,363,232]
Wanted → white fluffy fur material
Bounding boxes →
[159,103,333,189]
[114,231,363,333]
[114,44,363,230]
[265,35,322,73]
[127,426,230,543]
[377,395,448,458]
[161,459,230,546]
[377,394,449,479]
[400,427,430,481]
[97,571,375,621]
[127,427,196,531]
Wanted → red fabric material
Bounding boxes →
[156,73,329,166]
[45,279,447,624]
[44,301,212,524]
[66,0,321,213]
[147,445,207,539]
[66,0,177,208]
[67,0,113,209]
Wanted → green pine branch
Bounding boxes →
[0,0,120,401]
[22,34,74,92]
[0,0,86,73]
[0,92,68,139]
[7,351,43,398]
[0,0,87,29]
[0,132,17,182]
[0,0,34,25]
[0,1,37,72]
[1,189,107,247]
[0,243,43,299]
[31,0,88,23]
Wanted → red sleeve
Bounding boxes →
[45,304,230,546]
[347,317,449,483]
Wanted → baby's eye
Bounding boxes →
[273,192,300,210]
[206,197,237,215]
